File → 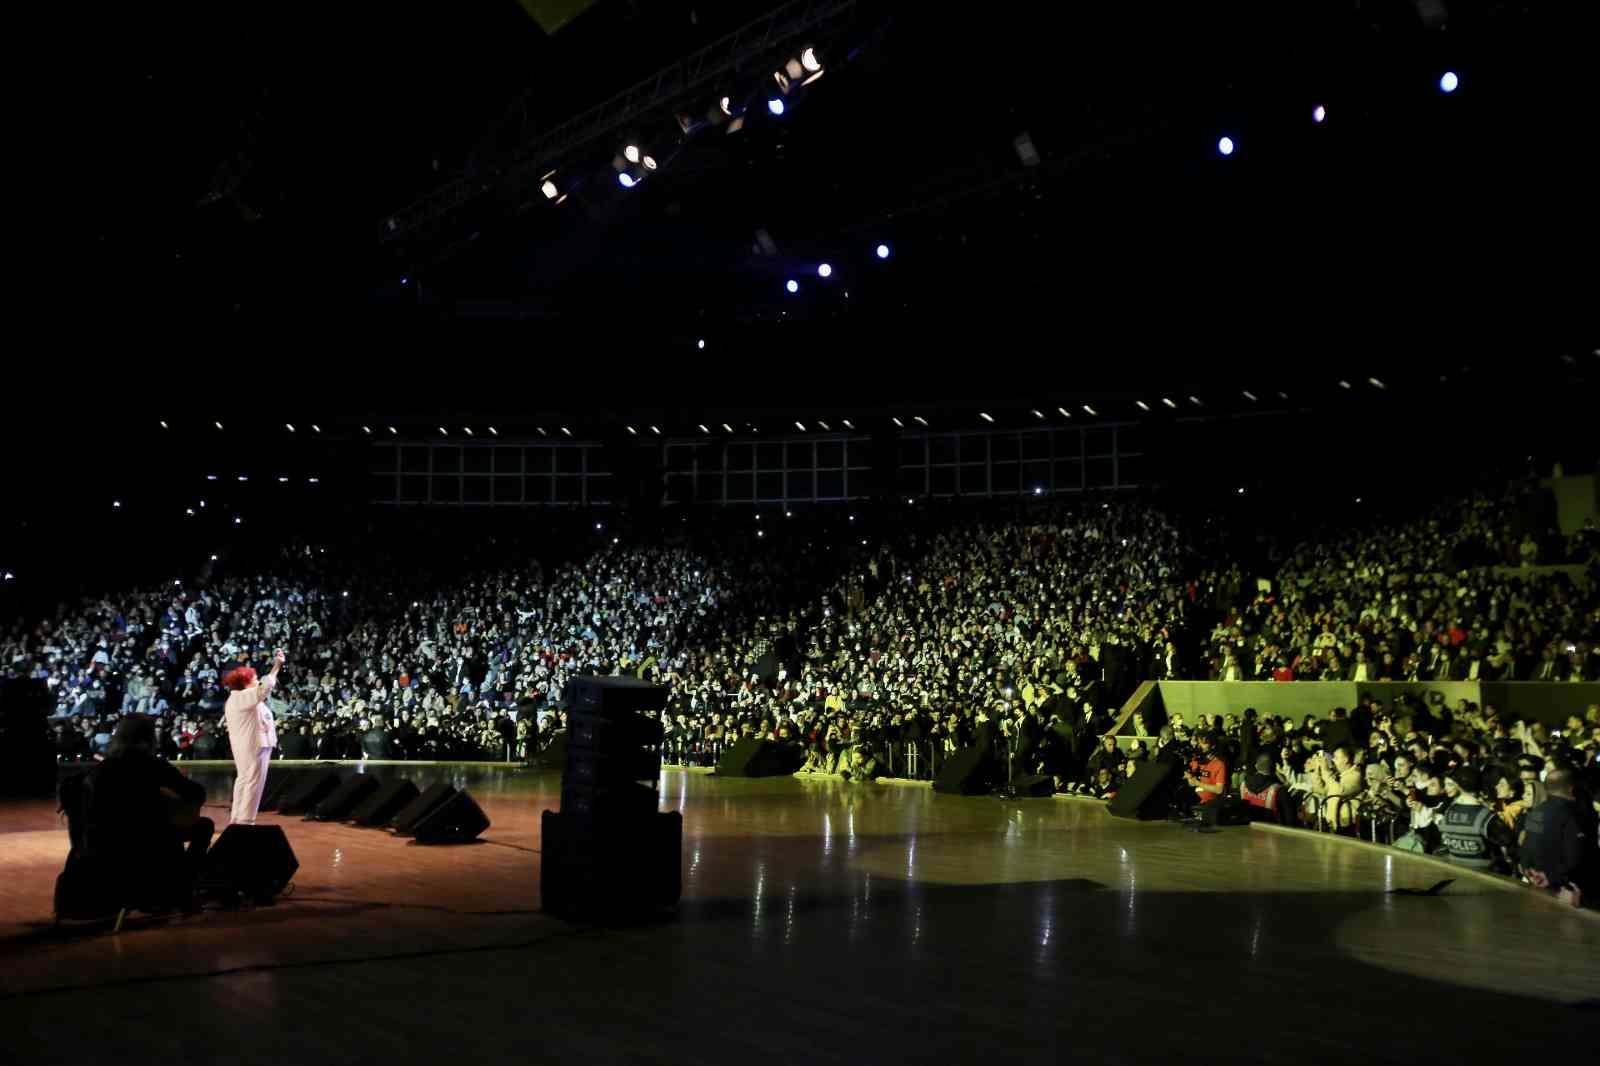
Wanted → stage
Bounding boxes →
[2,765,1596,1064]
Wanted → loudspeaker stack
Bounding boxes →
[541,676,681,919]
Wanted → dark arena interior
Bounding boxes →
[5,2,1600,1063]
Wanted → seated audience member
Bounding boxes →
[1519,769,1595,906]
[1438,766,1514,872]
[1182,732,1227,809]
[58,716,213,916]
[1086,766,1120,799]
[1080,734,1122,791]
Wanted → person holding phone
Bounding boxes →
[222,648,286,825]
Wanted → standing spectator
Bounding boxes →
[1519,769,1596,906]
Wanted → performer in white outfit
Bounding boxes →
[222,648,285,825]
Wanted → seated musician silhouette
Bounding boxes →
[56,715,213,919]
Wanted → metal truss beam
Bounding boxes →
[380,0,857,249]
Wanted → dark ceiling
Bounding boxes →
[62,1,1597,372]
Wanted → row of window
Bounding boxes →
[370,428,1142,505]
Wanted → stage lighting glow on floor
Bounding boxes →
[618,172,636,188]
[1217,136,1235,156]
[1312,105,1326,123]
[786,279,799,293]
[876,244,890,259]
[817,263,832,278]
[1439,71,1459,93]
[768,97,785,116]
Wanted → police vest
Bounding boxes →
[1240,779,1279,811]
[1439,803,1494,868]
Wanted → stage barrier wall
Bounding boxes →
[1150,680,1597,729]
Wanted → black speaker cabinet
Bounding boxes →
[390,782,456,835]
[350,779,421,826]
[1107,759,1181,820]
[307,774,381,821]
[540,809,681,920]
[932,745,994,795]
[411,790,490,844]
[275,768,344,816]
[203,824,299,903]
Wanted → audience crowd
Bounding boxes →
[5,486,1598,905]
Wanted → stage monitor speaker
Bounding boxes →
[257,768,305,813]
[0,677,53,797]
[412,790,490,844]
[276,768,343,816]
[308,774,381,822]
[1012,773,1055,798]
[1107,758,1180,819]
[350,779,420,827]
[714,737,802,777]
[932,745,994,795]
[390,782,457,835]
[1197,796,1253,827]
[540,809,681,919]
[203,824,299,903]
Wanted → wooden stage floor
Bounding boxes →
[2,765,1596,1065]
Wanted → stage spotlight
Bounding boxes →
[1439,71,1459,93]
[541,179,559,200]
[698,339,706,349]
[1217,136,1235,156]
[817,263,832,278]
[786,279,799,293]
[1312,105,1326,124]
[801,47,821,73]
[875,244,890,259]
[618,172,637,188]
[720,95,732,115]
[642,155,658,171]
[768,97,785,116]
[624,144,641,164]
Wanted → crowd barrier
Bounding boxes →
[1138,680,1597,730]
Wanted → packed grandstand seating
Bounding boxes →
[5,486,1598,899]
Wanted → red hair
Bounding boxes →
[222,666,257,691]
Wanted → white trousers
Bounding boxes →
[231,748,273,825]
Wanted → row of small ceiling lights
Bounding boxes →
[755,71,1467,301]
[152,380,1391,441]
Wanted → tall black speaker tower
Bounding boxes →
[542,676,680,919]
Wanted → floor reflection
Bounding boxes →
[3,766,1596,1065]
